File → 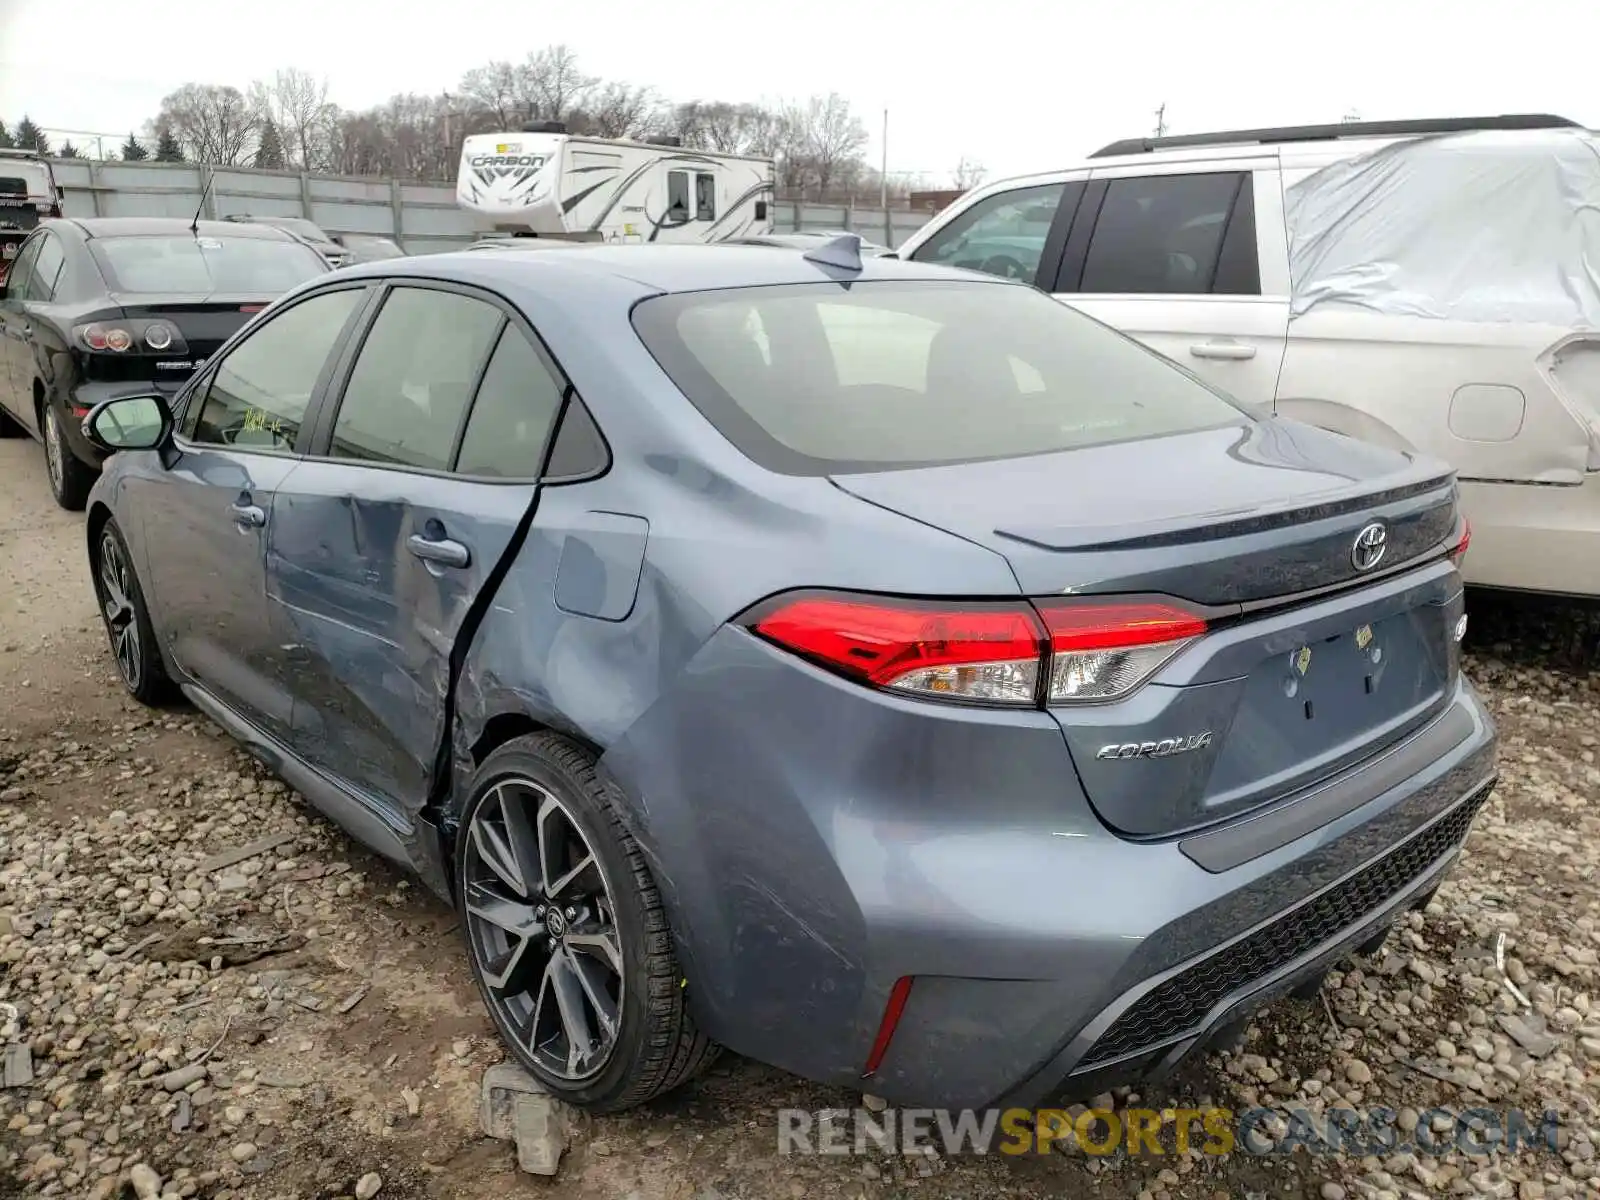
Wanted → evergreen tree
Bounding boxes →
[13,116,47,155]
[154,128,184,163]
[57,140,81,159]
[0,123,13,150]
[253,119,286,170]
[121,133,149,162]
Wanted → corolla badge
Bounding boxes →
[1095,732,1213,761]
[1351,521,1388,572]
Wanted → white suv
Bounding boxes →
[895,114,1600,598]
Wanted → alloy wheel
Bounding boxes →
[463,777,625,1082]
[97,530,142,691]
[44,407,63,496]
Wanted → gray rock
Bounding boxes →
[127,1163,162,1199]
[1498,1013,1559,1058]
[160,1063,207,1091]
[514,1092,567,1176]
[354,1172,383,1199]
[482,1061,550,1141]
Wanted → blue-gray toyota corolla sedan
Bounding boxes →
[77,238,1496,1113]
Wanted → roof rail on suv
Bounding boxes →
[1088,114,1583,159]
[0,148,47,161]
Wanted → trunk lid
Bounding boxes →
[832,417,1465,838]
[111,293,273,363]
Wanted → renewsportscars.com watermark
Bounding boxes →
[778,1105,1562,1158]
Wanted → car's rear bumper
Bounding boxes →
[602,627,1497,1111]
[1458,475,1600,597]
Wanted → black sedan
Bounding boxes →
[0,217,330,509]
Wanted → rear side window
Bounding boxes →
[908,183,1068,283]
[632,280,1246,475]
[454,327,565,478]
[90,235,328,294]
[0,177,28,195]
[19,233,64,301]
[1078,173,1250,295]
[328,286,504,471]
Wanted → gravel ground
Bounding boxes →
[0,437,1596,1200]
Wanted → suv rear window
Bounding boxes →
[0,177,30,196]
[89,235,328,294]
[632,280,1247,474]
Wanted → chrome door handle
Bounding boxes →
[229,501,266,528]
[1190,341,1256,361]
[407,533,471,569]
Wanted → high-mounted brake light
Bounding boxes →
[748,592,1207,707]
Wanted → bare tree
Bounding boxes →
[951,156,987,190]
[156,83,258,165]
[524,44,597,123]
[783,93,868,197]
[583,82,659,140]
[133,49,872,192]
[261,68,333,169]
[458,60,530,128]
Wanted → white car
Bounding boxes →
[895,114,1600,598]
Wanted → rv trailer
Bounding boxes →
[456,122,776,243]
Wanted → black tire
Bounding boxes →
[43,401,95,511]
[91,518,175,706]
[456,732,719,1112]
[0,405,23,438]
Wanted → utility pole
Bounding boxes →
[880,108,888,211]
[1153,103,1168,137]
[880,108,889,246]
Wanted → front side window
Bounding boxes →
[327,286,503,471]
[909,183,1068,282]
[90,235,328,295]
[1078,173,1244,295]
[633,279,1247,475]
[190,288,364,451]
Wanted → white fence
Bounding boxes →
[46,159,932,251]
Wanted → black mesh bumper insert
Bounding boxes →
[1077,788,1489,1069]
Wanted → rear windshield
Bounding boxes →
[631,280,1248,474]
[90,235,329,294]
[0,177,30,196]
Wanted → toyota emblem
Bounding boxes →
[1351,522,1388,572]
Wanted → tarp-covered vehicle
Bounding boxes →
[0,151,61,285]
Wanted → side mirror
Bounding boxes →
[82,394,173,453]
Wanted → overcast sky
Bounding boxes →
[1,0,1594,183]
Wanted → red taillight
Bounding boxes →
[1448,517,1472,566]
[862,976,913,1077]
[74,320,187,355]
[1036,600,1208,704]
[240,304,265,313]
[752,594,1045,705]
[748,592,1206,706]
